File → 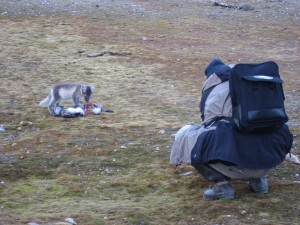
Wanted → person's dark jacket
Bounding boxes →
[191,59,293,169]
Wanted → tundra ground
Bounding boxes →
[0,0,299,224]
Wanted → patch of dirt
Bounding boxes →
[0,0,299,224]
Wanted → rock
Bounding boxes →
[213,1,254,11]
[4,136,14,141]
[0,124,6,132]
[259,212,270,217]
[65,218,77,225]
[53,223,71,225]
[179,171,193,176]
[237,3,254,11]
[87,52,106,57]
[159,129,165,134]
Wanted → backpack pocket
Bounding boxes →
[237,75,288,131]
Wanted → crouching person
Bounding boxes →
[170,59,293,200]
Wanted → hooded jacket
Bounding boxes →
[171,59,293,169]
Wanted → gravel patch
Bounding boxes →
[0,0,299,24]
[0,0,146,17]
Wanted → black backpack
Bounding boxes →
[229,61,288,132]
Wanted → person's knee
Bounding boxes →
[192,163,230,182]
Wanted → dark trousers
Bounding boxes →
[192,163,230,182]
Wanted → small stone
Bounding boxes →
[179,171,193,176]
[0,125,5,132]
[53,223,71,225]
[237,3,254,11]
[65,217,77,225]
[259,212,270,217]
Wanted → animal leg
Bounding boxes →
[72,96,80,107]
[48,98,61,116]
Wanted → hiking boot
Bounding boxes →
[247,177,268,194]
[203,183,235,200]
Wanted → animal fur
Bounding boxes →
[39,83,95,116]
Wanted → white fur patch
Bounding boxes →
[59,87,76,100]
[92,107,102,115]
[66,107,85,115]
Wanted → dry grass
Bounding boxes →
[0,0,299,224]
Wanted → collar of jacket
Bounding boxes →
[202,73,228,93]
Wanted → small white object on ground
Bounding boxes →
[285,153,300,165]
[92,107,102,114]
[0,125,5,132]
[179,171,193,176]
[65,217,77,225]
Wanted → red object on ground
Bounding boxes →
[83,102,99,114]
